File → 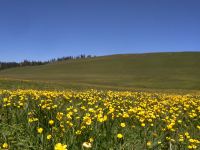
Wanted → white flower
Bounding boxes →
[82,142,92,148]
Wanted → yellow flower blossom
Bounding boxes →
[117,133,123,139]
[54,143,67,150]
[2,143,8,149]
[120,122,126,128]
[49,120,54,125]
[37,127,43,134]
[47,134,52,140]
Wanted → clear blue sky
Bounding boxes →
[0,0,200,62]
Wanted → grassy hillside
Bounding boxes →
[0,52,200,90]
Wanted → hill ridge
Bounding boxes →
[0,52,200,90]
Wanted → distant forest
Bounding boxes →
[0,54,95,70]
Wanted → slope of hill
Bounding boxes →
[0,52,200,90]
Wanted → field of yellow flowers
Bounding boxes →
[0,89,199,150]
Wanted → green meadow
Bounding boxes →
[0,52,200,91]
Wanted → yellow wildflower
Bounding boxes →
[37,127,43,134]
[120,122,126,128]
[47,134,52,140]
[117,133,123,139]
[49,120,54,125]
[54,143,67,150]
[2,143,8,149]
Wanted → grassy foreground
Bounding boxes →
[0,52,200,90]
[0,89,200,149]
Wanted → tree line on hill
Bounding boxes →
[0,54,95,70]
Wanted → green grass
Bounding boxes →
[0,52,200,90]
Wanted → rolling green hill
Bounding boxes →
[0,52,200,90]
